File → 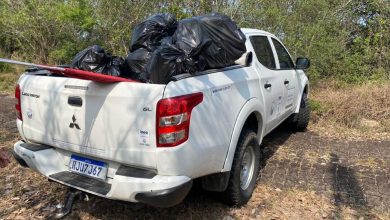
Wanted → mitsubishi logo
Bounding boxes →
[69,114,81,130]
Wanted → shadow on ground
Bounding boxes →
[330,153,374,219]
[260,123,294,169]
[58,125,295,220]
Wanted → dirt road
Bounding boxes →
[1,95,389,219]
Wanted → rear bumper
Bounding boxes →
[12,149,28,167]
[13,141,192,207]
[135,180,193,207]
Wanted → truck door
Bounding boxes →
[249,36,284,133]
[270,38,299,118]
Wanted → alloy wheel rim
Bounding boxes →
[240,145,255,190]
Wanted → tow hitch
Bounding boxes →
[54,188,88,219]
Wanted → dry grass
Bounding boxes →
[247,186,388,220]
[244,186,334,219]
[0,72,19,94]
[2,156,385,220]
[309,81,390,140]
[1,127,387,219]
[355,157,379,169]
[0,66,24,94]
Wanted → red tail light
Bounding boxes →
[156,92,203,147]
[15,84,22,121]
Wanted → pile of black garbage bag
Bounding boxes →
[71,13,246,84]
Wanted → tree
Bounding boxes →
[0,0,388,82]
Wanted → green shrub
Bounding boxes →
[0,62,13,73]
[0,0,388,83]
[309,99,329,116]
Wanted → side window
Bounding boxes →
[249,36,276,69]
[272,39,294,69]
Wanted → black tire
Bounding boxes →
[221,129,260,206]
[290,93,310,131]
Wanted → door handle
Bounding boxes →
[68,96,83,107]
[264,83,272,89]
[284,80,289,85]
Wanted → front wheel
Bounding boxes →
[221,129,260,206]
[290,93,310,131]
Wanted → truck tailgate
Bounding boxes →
[18,74,165,169]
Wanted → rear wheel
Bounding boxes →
[221,129,260,206]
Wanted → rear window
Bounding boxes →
[250,36,276,69]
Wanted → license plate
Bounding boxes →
[69,155,107,180]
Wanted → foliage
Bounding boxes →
[309,99,329,116]
[0,0,389,83]
[0,61,13,73]
[0,72,19,93]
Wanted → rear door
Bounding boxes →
[270,38,299,117]
[249,35,284,133]
[19,74,166,169]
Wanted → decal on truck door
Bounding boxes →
[286,87,295,109]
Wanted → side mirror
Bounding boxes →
[295,57,310,69]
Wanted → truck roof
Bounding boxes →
[241,28,276,38]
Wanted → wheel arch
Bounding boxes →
[221,98,265,172]
[294,79,309,113]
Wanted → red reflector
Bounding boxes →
[15,84,22,121]
[156,92,203,147]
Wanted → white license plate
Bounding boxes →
[69,155,107,180]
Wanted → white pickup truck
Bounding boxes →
[12,28,310,208]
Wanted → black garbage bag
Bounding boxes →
[145,38,203,84]
[174,13,246,69]
[130,13,177,52]
[124,48,151,81]
[109,56,126,77]
[71,45,124,77]
[71,45,107,72]
[145,41,184,84]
